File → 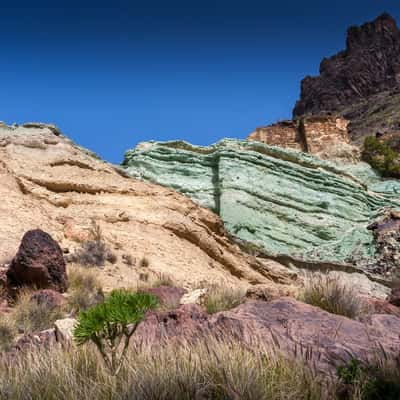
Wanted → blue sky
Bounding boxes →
[1,1,399,163]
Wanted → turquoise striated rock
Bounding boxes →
[123,139,400,264]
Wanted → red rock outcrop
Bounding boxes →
[7,229,68,293]
[135,298,400,373]
[248,115,359,162]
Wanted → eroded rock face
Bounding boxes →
[293,13,400,143]
[123,139,400,270]
[367,211,400,277]
[248,116,360,163]
[0,123,285,290]
[7,229,68,292]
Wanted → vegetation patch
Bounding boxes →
[67,264,104,314]
[203,285,246,314]
[0,336,334,400]
[10,289,65,334]
[337,355,400,400]
[300,273,364,318]
[66,223,117,267]
[73,289,158,375]
[362,136,400,178]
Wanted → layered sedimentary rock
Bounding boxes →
[248,115,359,162]
[123,139,400,273]
[293,13,400,143]
[0,123,289,291]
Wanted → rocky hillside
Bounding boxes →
[293,13,400,144]
[0,123,289,291]
[123,139,400,279]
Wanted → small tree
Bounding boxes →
[73,289,158,375]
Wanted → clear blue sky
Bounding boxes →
[1,1,399,163]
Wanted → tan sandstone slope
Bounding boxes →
[0,123,290,291]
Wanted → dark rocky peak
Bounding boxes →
[346,13,399,51]
[293,13,400,142]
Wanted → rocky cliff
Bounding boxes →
[123,139,400,277]
[293,13,400,143]
[0,123,290,291]
[248,115,360,163]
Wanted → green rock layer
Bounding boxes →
[123,139,400,264]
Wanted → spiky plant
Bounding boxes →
[73,289,158,375]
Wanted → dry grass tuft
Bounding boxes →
[10,289,65,334]
[66,223,117,267]
[0,315,16,352]
[139,256,150,268]
[300,273,364,319]
[67,265,104,314]
[0,336,334,400]
[203,285,246,314]
[150,272,175,288]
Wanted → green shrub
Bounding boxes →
[300,274,363,319]
[204,285,246,314]
[73,289,158,375]
[362,136,400,178]
[337,355,400,400]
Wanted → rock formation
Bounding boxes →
[0,122,288,291]
[293,13,400,143]
[134,297,400,373]
[123,139,400,277]
[7,229,68,292]
[248,115,359,162]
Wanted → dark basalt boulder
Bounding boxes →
[7,229,68,293]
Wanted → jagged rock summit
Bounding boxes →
[293,13,400,143]
[0,122,288,291]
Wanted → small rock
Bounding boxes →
[388,287,400,307]
[246,283,297,302]
[54,318,76,343]
[180,288,208,305]
[30,289,66,309]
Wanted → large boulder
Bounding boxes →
[135,298,400,374]
[7,229,68,292]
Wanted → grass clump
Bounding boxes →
[151,272,175,288]
[67,265,104,314]
[74,289,158,375]
[203,285,246,314]
[0,336,334,400]
[11,289,65,334]
[362,136,400,178]
[300,273,363,319]
[139,256,150,268]
[337,354,400,400]
[67,223,117,267]
[0,315,16,352]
